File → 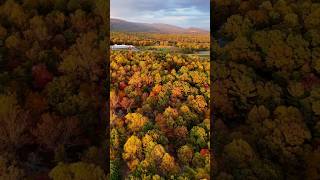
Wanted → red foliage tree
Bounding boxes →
[32,64,53,89]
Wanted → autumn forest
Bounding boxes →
[0,0,108,179]
[212,0,320,179]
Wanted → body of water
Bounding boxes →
[197,51,210,55]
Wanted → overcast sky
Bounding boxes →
[110,0,210,30]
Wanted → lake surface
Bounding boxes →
[197,51,210,55]
[188,51,209,56]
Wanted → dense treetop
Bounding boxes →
[0,0,108,179]
[212,0,320,179]
[110,51,210,179]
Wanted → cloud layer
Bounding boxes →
[111,0,210,30]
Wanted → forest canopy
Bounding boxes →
[212,0,320,179]
[0,0,108,179]
[110,50,210,179]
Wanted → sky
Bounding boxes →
[110,0,210,30]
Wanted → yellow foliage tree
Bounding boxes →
[49,162,106,180]
[123,135,142,171]
[125,113,148,132]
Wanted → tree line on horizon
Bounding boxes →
[111,32,210,53]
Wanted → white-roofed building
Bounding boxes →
[111,44,138,51]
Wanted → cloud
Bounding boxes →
[110,0,210,30]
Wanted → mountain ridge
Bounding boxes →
[110,18,209,34]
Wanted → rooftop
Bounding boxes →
[111,44,137,50]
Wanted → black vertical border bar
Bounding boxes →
[105,0,110,176]
[210,0,215,179]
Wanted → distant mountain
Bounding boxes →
[110,18,209,34]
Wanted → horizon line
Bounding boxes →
[110,17,210,31]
